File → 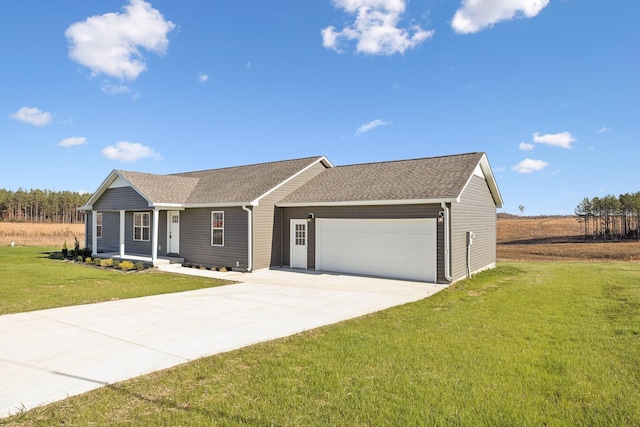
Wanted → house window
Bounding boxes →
[211,211,224,246]
[96,212,103,239]
[134,212,150,241]
[295,223,305,246]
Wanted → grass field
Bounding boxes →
[0,222,84,248]
[3,258,640,425]
[0,246,232,315]
[2,222,639,425]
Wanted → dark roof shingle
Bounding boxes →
[116,156,327,205]
[174,156,326,204]
[278,152,485,204]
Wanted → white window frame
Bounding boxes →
[133,212,150,242]
[211,211,224,246]
[96,212,103,239]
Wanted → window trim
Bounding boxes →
[133,212,151,242]
[96,212,103,239]
[211,211,224,247]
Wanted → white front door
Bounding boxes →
[167,211,180,254]
[290,219,308,269]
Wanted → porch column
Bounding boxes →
[91,210,98,256]
[119,210,125,258]
[151,209,159,264]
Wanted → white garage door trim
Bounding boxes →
[315,218,437,282]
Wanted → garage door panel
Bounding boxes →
[316,218,436,282]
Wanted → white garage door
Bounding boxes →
[316,218,436,282]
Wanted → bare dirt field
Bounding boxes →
[0,222,84,248]
[498,216,640,262]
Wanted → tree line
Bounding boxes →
[0,188,91,223]
[575,192,640,241]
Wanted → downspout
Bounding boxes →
[441,202,452,282]
[242,204,253,272]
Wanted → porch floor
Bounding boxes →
[94,253,184,266]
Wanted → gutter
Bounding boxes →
[441,202,452,282]
[241,204,253,272]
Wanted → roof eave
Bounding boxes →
[479,153,504,208]
[277,198,460,208]
[182,202,256,208]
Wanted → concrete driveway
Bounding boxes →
[0,267,445,418]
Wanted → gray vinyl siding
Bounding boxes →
[279,204,443,281]
[158,210,168,256]
[93,187,149,211]
[125,211,153,255]
[450,175,497,282]
[85,214,92,249]
[179,207,248,270]
[252,161,328,270]
[96,211,121,253]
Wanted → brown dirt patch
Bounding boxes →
[498,216,640,262]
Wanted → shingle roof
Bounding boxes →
[278,152,486,205]
[174,156,327,204]
[116,171,199,204]
[116,156,327,206]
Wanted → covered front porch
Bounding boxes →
[89,208,183,267]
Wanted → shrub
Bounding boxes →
[93,258,102,266]
[100,258,114,267]
[120,260,134,271]
[219,266,227,272]
[134,262,145,271]
[113,259,121,269]
[85,257,92,263]
[76,255,84,262]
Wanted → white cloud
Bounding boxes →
[9,106,52,126]
[65,0,175,80]
[598,126,611,133]
[512,158,548,174]
[198,72,209,82]
[101,141,161,162]
[322,0,434,55]
[355,119,390,136]
[519,142,534,151]
[59,137,87,148]
[101,82,133,95]
[533,131,576,149]
[452,0,549,34]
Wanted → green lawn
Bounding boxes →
[0,246,232,315]
[3,255,640,425]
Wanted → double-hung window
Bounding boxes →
[211,211,224,246]
[133,212,150,241]
[96,212,103,239]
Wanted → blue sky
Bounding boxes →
[2,0,638,215]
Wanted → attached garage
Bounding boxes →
[315,218,437,282]
[276,152,504,284]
